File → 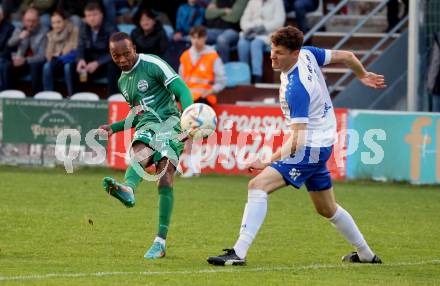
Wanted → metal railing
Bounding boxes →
[304,0,408,95]
[329,14,409,93]
[304,0,350,42]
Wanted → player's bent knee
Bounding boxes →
[248,177,269,192]
[315,206,335,218]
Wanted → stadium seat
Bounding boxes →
[224,62,251,87]
[108,93,126,102]
[163,25,174,40]
[34,91,63,100]
[70,92,100,101]
[118,24,136,35]
[0,90,26,98]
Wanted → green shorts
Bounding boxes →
[132,127,184,166]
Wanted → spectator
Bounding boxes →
[205,0,248,62]
[3,7,48,94]
[283,0,319,33]
[136,0,186,27]
[18,0,57,27]
[1,0,20,20]
[131,9,168,56]
[179,25,225,177]
[238,0,285,83]
[173,0,205,42]
[179,25,225,107]
[66,2,119,96]
[0,4,15,91]
[386,0,408,32]
[56,0,88,27]
[102,0,141,25]
[42,10,79,95]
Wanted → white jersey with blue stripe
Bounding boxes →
[279,46,337,147]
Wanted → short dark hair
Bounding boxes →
[135,9,158,25]
[110,32,133,44]
[51,9,67,20]
[271,26,304,51]
[189,25,207,37]
[84,1,103,13]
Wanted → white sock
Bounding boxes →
[187,139,201,174]
[154,236,166,246]
[328,205,374,261]
[233,189,268,259]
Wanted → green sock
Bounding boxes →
[157,186,173,239]
[123,162,143,191]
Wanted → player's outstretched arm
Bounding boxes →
[330,50,386,89]
[97,115,139,136]
[97,124,114,137]
[168,77,194,110]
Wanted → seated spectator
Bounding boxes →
[0,4,15,91]
[173,0,205,42]
[205,0,249,63]
[102,0,125,23]
[131,9,168,56]
[1,0,20,20]
[42,10,79,96]
[135,0,186,27]
[238,0,285,83]
[65,2,119,96]
[3,7,48,95]
[56,0,88,27]
[179,25,225,107]
[18,0,57,27]
[283,0,319,33]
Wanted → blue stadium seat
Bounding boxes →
[264,44,271,53]
[224,62,251,87]
[163,25,174,40]
[118,24,136,35]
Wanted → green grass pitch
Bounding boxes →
[0,166,439,285]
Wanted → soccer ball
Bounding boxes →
[180,103,217,139]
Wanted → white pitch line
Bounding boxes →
[1,260,439,282]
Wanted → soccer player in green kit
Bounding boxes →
[98,32,194,259]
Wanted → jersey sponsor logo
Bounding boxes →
[137,80,149,92]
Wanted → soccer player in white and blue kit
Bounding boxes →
[208,26,386,266]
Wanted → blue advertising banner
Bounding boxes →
[346,110,440,184]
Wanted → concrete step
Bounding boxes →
[310,32,399,50]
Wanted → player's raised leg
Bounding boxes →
[308,188,382,263]
[144,157,176,259]
[207,166,286,266]
[103,141,153,207]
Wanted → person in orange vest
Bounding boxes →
[179,25,226,107]
[179,25,225,178]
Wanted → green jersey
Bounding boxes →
[118,54,181,130]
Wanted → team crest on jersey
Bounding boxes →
[137,80,149,92]
[289,168,301,181]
